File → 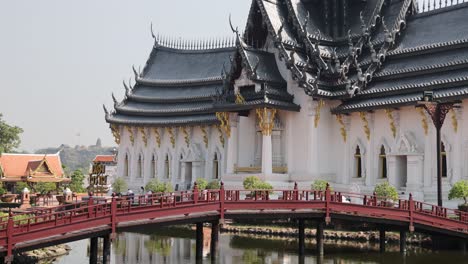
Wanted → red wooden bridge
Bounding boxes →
[0,183,467,263]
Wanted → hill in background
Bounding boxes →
[35,138,116,174]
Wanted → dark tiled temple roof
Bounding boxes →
[332,3,468,113]
[106,0,468,123]
[214,36,300,112]
[106,40,236,127]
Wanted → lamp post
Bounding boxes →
[417,91,460,207]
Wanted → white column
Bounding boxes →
[226,114,239,174]
[257,108,276,176]
[262,134,273,175]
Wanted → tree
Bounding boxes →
[112,178,128,194]
[15,182,29,194]
[0,113,23,154]
[374,181,398,201]
[35,182,56,194]
[69,169,86,193]
[448,180,468,205]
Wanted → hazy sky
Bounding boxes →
[0,0,251,152]
[0,0,433,152]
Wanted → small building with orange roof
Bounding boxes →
[0,153,70,192]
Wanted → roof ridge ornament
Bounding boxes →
[103,105,109,116]
[112,93,118,107]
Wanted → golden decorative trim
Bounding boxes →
[418,107,428,135]
[110,124,120,144]
[126,126,134,145]
[153,128,161,148]
[166,127,175,148]
[234,165,288,174]
[216,112,231,138]
[384,109,397,138]
[200,126,208,148]
[235,91,246,104]
[359,112,370,140]
[216,125,225,147]
[256,108,277,136]
[138,127,147,147]
[451,109,458,133]
[181,127,190,147]
[335,114,347,142]
[314,100,325,128]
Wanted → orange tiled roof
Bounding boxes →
[0,153,64,179]
[93,155,115,163]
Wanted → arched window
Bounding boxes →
[379,145,387,179]
[164,154,170,179]
[137,154,143,178]
[441,142,447,178]
[124,154,129,177]
[213,153,219,179]
[151,155,156,178]
[355,146,362,178]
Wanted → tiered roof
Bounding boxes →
[106,0,468,125]
[0,153,68,183]
[105,37,237,126]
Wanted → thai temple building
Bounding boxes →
[0,153,68,192]
[105,0,468,204]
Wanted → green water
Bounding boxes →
[55,228,467,264]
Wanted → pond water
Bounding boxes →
[54,227,467,264]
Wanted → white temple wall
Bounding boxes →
[117,125,225,192]
[237,113,257,167]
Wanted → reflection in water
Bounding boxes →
[55,228,468,264]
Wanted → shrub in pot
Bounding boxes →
[373,182,398,207]
[311,180,333,191]
[206,180,220,190]
[448,180,468,212]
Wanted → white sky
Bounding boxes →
[0,0,251,151]
[0,0,434,152]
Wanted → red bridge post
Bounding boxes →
[408,193,414,232]
[219,182,225,223]
[110,194,117,240]
[325,184,331,224]
[88,191,94,219]
[5,211,14,264]
[193,182,199,204]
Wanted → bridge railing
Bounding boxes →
[0,187,466,240]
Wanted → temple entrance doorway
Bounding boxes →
[184,162,193,190]
[395,156,408,190]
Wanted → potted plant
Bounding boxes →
[311,180,332,191]
[243,176,272,199]
[448,180,468,212]
[373,181,398,207]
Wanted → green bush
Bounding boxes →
[0,185,5,195]
[255,181,273,190]
[112,178,128,194]
[243,176,272,191]
[243,176,261,190]
[448,180,468,204]
[206,180,221,190]
[311,180,332,191]
[195,178,208,190]
[374,181,398,201]
[145,179,173,193]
